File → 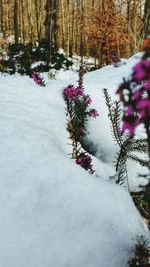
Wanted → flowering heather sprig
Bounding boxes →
[63,85,83,100]
[63,85,99,120]
[117,51,150,161]
[63,84,99,142]
[132,60,150,83]
[111,53,121,67]
[76,153,94,174]
[84,96,92,105]
[117,63,150,136]
[63,82,99,174]
[121,119,140,137]
[89,109,99,118]
[111,54,121,64]
[32,72,45,86]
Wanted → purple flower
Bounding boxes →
[63,85,84,101]
[90,109,99,118]
[32,72,45,86]
[85,96,92,105]
[138,99,150,110]
[133,60,150,83]
[111,54,120,63]
[145,80,150,90]
[122,119,140,137]
[63,85,77,100]
[133,89,143,101]
[117,54,150,144]
[137,99,150,119]
[125,105,134,116]
[76,153,94,173]
[76,86,84,96]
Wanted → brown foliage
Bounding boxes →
[0,0,148,63]
[84,1,134,66]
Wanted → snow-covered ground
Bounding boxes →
[0,53,149,267]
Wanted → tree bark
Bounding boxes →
[144,0,150,37]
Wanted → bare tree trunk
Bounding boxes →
[45,0,58,62]
[144,0,150,37]
[14,0,19,43]
[0,0,4,37]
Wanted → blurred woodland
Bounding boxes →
[0,0,149,66]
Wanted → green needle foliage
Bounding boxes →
[129,235,150,267]
[103,88,149,188]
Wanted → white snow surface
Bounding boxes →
[0,53,149,267]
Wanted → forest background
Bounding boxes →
[0,0,150,67]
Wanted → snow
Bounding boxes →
[31,61,47,69]
[0,54,149,267]
[84,52,148,190]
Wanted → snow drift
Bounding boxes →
[0,54,148,267]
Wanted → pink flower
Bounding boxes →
[145,80,150,90]
[138,99,150,110]
[32,72,45,86]
[133,60,150,82]
[122,119,140,137]
[117,56,150,140]
[90,109,99,118]
[137,99,150,118]
[76,153,94,173]
[133,89,143,101]
[63,85,84,100]
[63,85,77,100]
[111,54,120,63]
[125,105,134,116]
[85,97,92,105]
[76,86,84,96]
[76,157,82,164]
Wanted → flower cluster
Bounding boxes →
[63,85,99,123]
[76,153,94,174]
[90,109,99,118]
[32,72,45,86]
[111,53,121,67]
[133,60,150,83]
[63,83,99,173]
[117,54,150,140]
[63,85,83,100]
[63,85,99,140]
[111,54,121,64]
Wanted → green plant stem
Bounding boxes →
[145,123,150,170]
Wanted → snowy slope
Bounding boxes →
[84,53,148,190]
[0,55,149,267]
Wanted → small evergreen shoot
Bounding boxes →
[104,88,148,188]
[129,236,150,267]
